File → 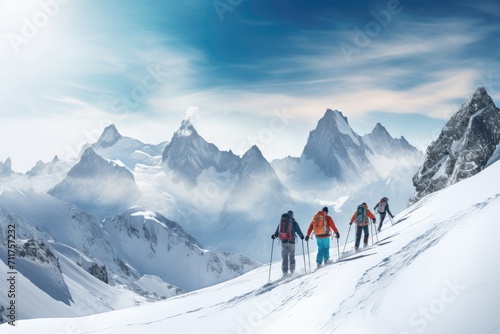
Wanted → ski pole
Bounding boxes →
[336,236,340,262]
[301,239,307,274]
[306,240,311,273]
[374,220,379,243]
[370,222,374,245]
[268,239,274,283]
[390,215,395,226]
[342,224,352,254]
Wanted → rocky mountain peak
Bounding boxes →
[410,87,500,204]
[161,120,240,186]
[96,124,122,149]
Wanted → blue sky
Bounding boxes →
[0,0,499,171]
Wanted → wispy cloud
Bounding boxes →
[1,0,498,171]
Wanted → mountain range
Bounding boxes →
[2,87,499,323]
[4,143,500,333]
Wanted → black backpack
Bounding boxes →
[279,213,293,241]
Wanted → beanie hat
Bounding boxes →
[322,206,328,213]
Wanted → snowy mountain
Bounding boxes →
[0,189,158,321]
[410,87,500,204]
[216,145,294,256]
[91,124,167,170]
[161,119,240,187]
[102,208,258,291]
[0,188,258,322]
[48,147,141,217]
[271,110,422,243]
[302,109,379,184]
[221,145,293,222]
[7,159,500,333]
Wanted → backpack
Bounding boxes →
[355,204,367,225]
[377,198,387,213]
[279,214,293,241]
[312,213,328,235]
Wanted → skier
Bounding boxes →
[349,203,376,251]
[271,210,304,276]
[373,197,394,232]
[305,207,339,269]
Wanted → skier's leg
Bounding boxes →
[289,244,296,273]
[324,238,331,263]
[315,238,323,265]
[363,225,369,246]
[355,226,362,250]
[281,243,289,274]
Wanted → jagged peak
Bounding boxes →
[323,109,349,126]
[51,155,60,164]
[176,118,198,137]
[370,122,390,135]
[0,157,12,173]
[80,147,102,162]
[96,124,122,148]
[473,86,487,97]
[242,145,263,160]
[460,86,495,113]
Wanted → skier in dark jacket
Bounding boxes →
[271,210,304,276]
[374,197,394,232]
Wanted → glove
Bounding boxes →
[373,219,377,224]
[300,235,304,240]
[305,236,309,241]
[335,232,340,239]
[349,222,352,225]
[271,234,276,240]
[391,215,394,219]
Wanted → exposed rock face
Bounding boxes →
[410,87,500,204]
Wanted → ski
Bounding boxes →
[263,272,300,287]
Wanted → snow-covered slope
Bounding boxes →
[6,160,500,333]
[410,87,500,204]
[0,189,258,322]
[102,208,259,291]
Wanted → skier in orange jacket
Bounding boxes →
[305,207,339,268]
